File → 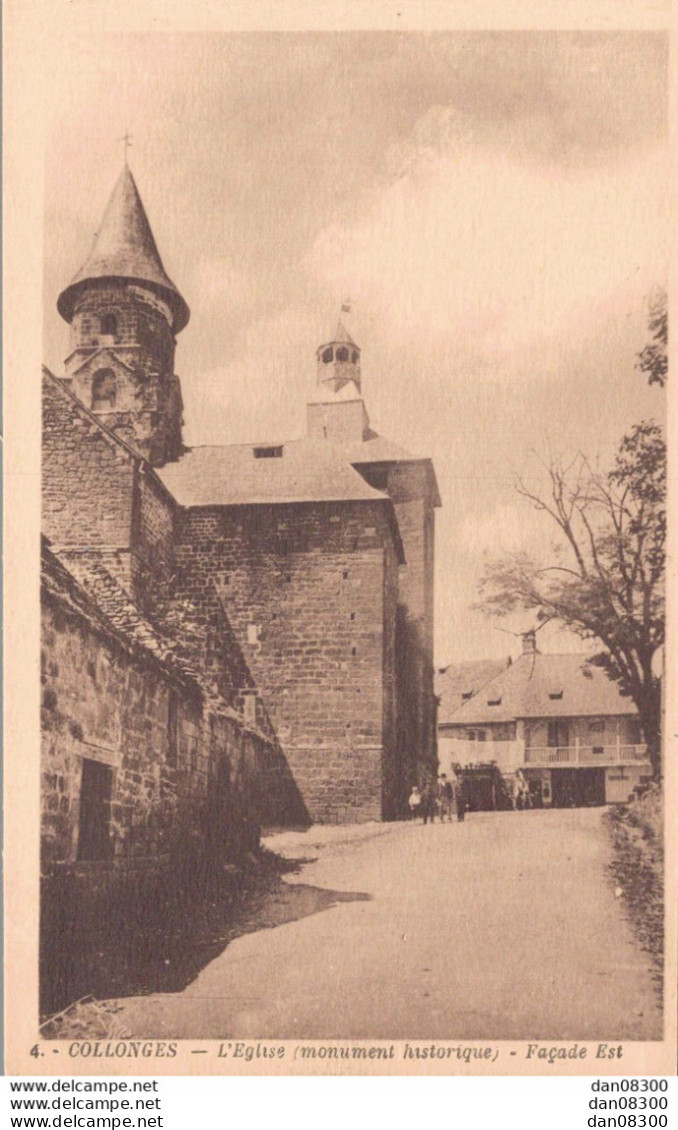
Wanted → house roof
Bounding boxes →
[435,658,510,724]
[442,651,637,725]
[57,165,189,333]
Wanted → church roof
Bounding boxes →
[157,439,393,508]
[158,431,441,510]
[57,165,190,333]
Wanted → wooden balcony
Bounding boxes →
[524,744,649,767]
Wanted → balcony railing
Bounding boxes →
[524,744,648,767]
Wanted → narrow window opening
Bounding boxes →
[77,759,114,861]
[253,445,283,459]
[91,368,117,411]
[167,689,178,767]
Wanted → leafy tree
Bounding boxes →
[476,421,666,777]
[636,287,667,388]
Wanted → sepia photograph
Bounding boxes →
[4,4,675,1077]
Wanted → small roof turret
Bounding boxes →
[57,165,190,333]
[316,313,361,394]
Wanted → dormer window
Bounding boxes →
[321,347,333,364]
[488,697,502,706]
[548,691,563,701]
[253,446,283,459]
[100,313,118,336]
[336,347,349,362]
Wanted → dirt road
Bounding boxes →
[111,808,661,1040]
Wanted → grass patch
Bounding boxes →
[604,785,663,984]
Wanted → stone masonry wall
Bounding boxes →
[174,500,400,823]
[40,577,290,1012]
[385,463,437,796]
[43,372,136,554]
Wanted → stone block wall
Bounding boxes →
[40,562,299,1013]
[42,372,136,553]
[174,499,400,822]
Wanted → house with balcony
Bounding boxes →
[436,633,651,808]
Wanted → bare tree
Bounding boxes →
[476,421,665,777]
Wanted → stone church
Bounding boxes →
[40,164,439,1003]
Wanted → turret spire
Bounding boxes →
[57,165,189,333]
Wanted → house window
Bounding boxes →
[77,759,114,861]
[487,697,501,706]
[351,351,359,364]
[167,690,178,766]
[548,691,563,701]
[461,691,473,701]
[100,313,118,336]
[253,446,282,458]
[336,347,349,362]
[477,729,487,742]
[91,369,117,410]
[588,719,605,733]
[468,730,476,741]
[322,347,333,363]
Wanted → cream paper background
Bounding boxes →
[3,0,677,1076]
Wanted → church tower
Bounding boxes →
[307,318,370,442]
[57,165,190,466]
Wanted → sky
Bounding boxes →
[43,31,669,663]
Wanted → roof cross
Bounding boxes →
[119,132,133,163]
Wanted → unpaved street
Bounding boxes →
[112,808,661,1040]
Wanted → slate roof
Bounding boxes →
[42,541,202,691]
[158,438,393,507]
[57,166,189,333]
[158,430,441,511]
[442,651,637,725]
[435,659,510,724]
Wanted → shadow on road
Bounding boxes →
[41,852,371,1024]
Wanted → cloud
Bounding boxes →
[306,133,668,373]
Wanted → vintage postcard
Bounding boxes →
[4,0,676,1076]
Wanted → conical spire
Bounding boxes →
[57,166,189,332]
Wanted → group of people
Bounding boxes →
[408,773,468,823]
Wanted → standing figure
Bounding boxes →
[422,781,437,824]
[408,785,422,820]
[455,777,468,822]
[438,774,453,821]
